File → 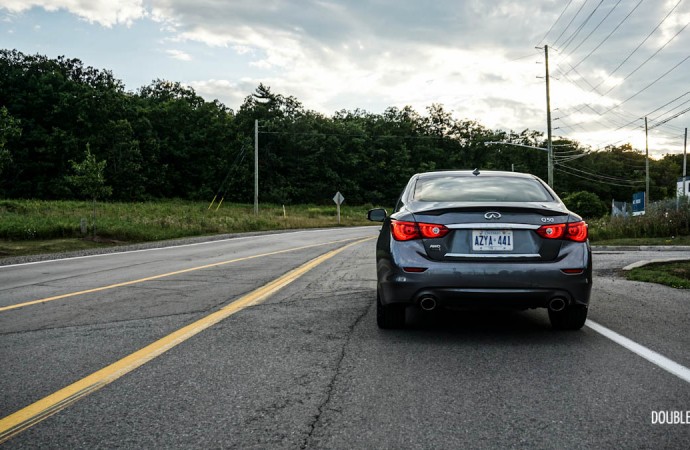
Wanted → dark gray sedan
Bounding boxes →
[367,170,592,330]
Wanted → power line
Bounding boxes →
[260,130,446,140]
[562,0,624,59]
[558,52,690,138]
[563,0,645,74]
[601,18,690,97]
[554,7,690,130]
[555,166,644,187]
[614,91,690,131]
[259,130,499,142]
[553,62,648,130]
[544,0,690,151]
[554,94,639,134]
[555,153,589,162]
[591,0,682,92]
[538,0,575,45]
[554,118,590,134]
[646,91,690,118]
[552,0,592,47]
[507,50,542,62]
[559,0,607,55]
[555,163,645,186]
[648,105,690,130]
[551,143,646,169]
[554,148,586,155]
[602,54,690,115]
[649,96,690,124]
[535,1,688,156]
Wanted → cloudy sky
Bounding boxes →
[1,0,689,157]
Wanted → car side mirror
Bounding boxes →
[367,208,387,222]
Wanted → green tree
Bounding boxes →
[6,49,684,208]
[562,191,608,219]
[0,106,21,176]
[0,50,128,198]
[100,119,145,200]
[137,79,235,199]
[66,145,112,237]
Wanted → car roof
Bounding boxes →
[414,170,537,180]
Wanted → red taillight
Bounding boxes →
[536,221,588,242]
[536,223,565,239]
[391,221,449,241]
[418,223,450,239]
[566,221,588,242]
[403,267,428,273]
[391,220,420,241]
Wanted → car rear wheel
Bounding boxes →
[376,290,406,329]
[549,305,588,330]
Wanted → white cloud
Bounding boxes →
[165,48,191,61]
[136,1,562,126]
[1,0,688,156]
[187,79,252,108]
[655,0,690,46]
[233,45,252,55]
[0,0,146,27]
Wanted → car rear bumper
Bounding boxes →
[410,287,585,310]
[377,240,592,310]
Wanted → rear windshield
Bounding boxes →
[412,175,554,202]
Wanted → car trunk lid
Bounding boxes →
[410,202,570,262]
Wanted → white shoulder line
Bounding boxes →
[0,227,376,269]
[586,319,690,384]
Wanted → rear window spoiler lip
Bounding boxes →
[445,223,541,230]
[409,202,569,216]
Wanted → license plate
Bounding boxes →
[472,230,513,251]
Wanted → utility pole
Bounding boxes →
[645,117,650,206]
[544,45,554,188]
[677,127,687,210]
[254,119,259,215]
[683,127,688,201]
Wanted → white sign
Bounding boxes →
[333,191,344,224]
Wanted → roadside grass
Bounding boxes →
[591,235,690,246]
[2,196,689,279]
[0,199,378,257]
[625,261,690,289]
[0,238,118,257]
[588,199,690,242]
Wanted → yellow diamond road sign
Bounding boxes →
[333,191,344,205]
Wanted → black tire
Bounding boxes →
[549,305,588,330]
[376,291,406,329]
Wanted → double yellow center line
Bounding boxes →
[0,237,364,313]
[0,236,373,444]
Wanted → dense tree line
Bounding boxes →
[0,49,685,207]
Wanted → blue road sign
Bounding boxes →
[632,191,645,216]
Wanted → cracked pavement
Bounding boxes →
[2,230,689,448]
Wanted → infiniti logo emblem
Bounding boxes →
[484,211,501,220]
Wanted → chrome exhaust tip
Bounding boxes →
[419,296,437,311]
[548,297,567,312]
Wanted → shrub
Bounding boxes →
[562,191,608,219]
[589,199,690,240]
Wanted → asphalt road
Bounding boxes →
[1,228,689,449]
